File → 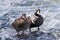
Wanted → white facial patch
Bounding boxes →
[37,11,41,15]
[37,11,40,14]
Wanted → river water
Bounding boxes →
[0,0,60,40]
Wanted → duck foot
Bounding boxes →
[16,33,31,39]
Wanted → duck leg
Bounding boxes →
[17,31,23,36]
[16,32,20,36]
[21,31,24,34]
[29,28,31,32]
[38,26,39,31]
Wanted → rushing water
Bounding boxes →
[0,0,60,40]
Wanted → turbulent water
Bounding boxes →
[0,0,60,40]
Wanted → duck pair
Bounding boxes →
[12,9,43,35]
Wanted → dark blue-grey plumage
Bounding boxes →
[29,9,44,32]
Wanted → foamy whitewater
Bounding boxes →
[0,0,60,40]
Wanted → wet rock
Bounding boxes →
[0,37,2,40]
[5,38,13,40]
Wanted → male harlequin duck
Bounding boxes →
[29,9,43,32]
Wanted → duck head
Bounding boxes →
[21,13,26,19]
[34,9,41,17]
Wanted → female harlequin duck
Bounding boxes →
[12,13,31,35]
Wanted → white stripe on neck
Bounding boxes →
[30,15,39,24]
